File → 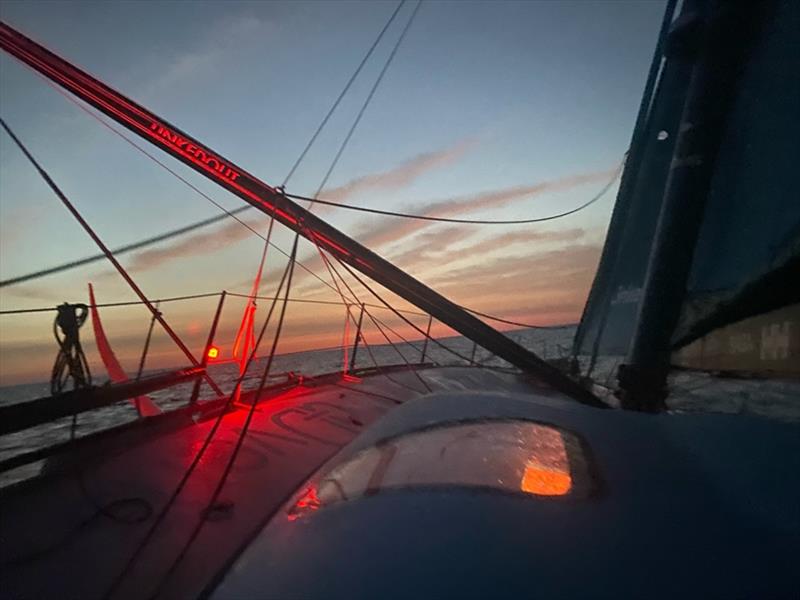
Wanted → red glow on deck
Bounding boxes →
[287,486,322,521]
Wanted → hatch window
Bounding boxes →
[287,420,593,521]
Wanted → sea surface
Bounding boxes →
[0,327,576,465]
[2,324,798,473]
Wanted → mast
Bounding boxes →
[0,22,604,407]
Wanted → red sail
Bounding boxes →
[88,284,161,417]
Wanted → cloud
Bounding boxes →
[142,14,272,98]
[124,214,267,273]
[430,243,604,324]
[318,139,476,202]
[388,227,586,271]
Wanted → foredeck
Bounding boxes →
[0,365,540,599]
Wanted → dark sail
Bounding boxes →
[574,0,800,377]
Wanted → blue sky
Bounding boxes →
[0,0,665,383]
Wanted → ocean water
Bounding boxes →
[3,323,797,470]
[0,327,576,464]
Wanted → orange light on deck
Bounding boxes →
[207,345,220,360]
[521,463,572,496]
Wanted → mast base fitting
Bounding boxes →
[616,363,668,412]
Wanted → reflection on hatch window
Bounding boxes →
[288,421,591,521]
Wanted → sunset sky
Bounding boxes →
[0,0,665,385]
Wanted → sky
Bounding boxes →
[0,0,666,385]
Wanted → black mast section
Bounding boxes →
[0,22,604,407]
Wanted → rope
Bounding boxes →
[0,160,622,290]
[313,241,433,394]
[50,303,92,395]
[464,308,575,330]
[363,306,432,393]
[148,236,301,598]
[334,255,476,365]
[281,0,407,188]
[103,241,294,600]
[0,292,223,313]
[286,157,623,224]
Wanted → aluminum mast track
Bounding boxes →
[0,22,603,407]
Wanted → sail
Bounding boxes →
[575,0,800,373]
[88,284,162,417]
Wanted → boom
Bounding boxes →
[0,22,603,407]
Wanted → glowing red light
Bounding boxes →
[207,346,220,360]
[287,486,322,522]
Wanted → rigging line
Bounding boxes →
[310,0,423,204]
[0,291,222,315]
[310,234,425,359]
[149,236,301,598]
[334,255,476,365]
[308,235,429,394]
[300,217,427,360]
[354,328,427,397]
[321,251,427,357]
[0,290,424,319]
[314,244,439,398]
[0,157,621,290]
[320,243,469,366]
[227,291,427,317]
[0,209,245,287]
[463,309,575,330]
[313,240,433,393]
[281,0,407,188]
[286,157,625,224]
[8,76,346,298]
[102,240,293,600]
[0,116,224,397]
[363,306,433,393]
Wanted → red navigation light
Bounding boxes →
[207,345,220,360]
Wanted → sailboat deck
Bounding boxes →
[0,365,540,599]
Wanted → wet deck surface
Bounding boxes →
[0,366,534,599]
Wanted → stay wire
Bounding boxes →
[148,236,300,598]
[310,0,423,204]
[334,255,476,365]
[281,0,407,188]
[311,240,432,395]
[316,247,429,365]
[363,306,432,393]
[103,236,293,600]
